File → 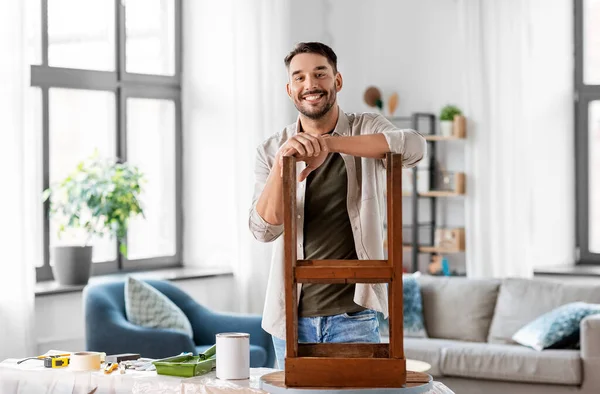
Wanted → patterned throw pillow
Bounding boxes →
[512,302,600,351]
[378,273,428,338]
[124,277,194,338]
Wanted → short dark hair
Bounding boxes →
[284,42,338,74]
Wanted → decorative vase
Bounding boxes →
[52,246,93,285]
[453,115,466,138]
[440,120,453,137]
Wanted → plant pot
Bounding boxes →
[439,120,453,137]
[52,246,93,285]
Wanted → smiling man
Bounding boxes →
[249,42,427,369]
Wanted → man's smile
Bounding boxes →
[302,92,326,104]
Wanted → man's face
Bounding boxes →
[287,53,342,120]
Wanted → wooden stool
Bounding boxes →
[280,153,408,388]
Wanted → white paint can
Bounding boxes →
[216,332,250,380]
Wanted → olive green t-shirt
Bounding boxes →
[298,151,366,317]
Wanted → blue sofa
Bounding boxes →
[83,279,275,367]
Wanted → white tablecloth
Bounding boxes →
[0,360,454,394]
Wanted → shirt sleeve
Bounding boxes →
[248,146,284,243]
[369,114,427,168]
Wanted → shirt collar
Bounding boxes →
[331,107,350,137]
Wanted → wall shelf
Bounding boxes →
[424,135,465,141]
[386,113,467,273]
[401,244,465,254]
[418,246,464,254]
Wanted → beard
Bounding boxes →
[294,86,337,120]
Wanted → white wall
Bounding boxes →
[290,0,465,122]
[35,276,237,355]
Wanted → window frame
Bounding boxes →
[33,0,183,281]
[575,0,600,264]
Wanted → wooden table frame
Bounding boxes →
[282,153,406,388]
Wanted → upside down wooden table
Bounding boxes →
[280,153,423,390]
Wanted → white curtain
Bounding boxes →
[0,1,36,359]
[458,0,574,278]
[230,1,293,313]
[182,0,292,313]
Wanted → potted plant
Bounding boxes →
[42,153,145,285]
[439,105,463,137]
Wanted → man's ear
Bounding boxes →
[286,83,292,99]
[335,72,343,92]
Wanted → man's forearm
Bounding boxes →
[256,134,392,225]
[255,159,285,225]
[325,134,389,158]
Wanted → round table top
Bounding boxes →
[406,360,431,373]
[259,371,433,394]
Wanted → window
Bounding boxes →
[575,0,600,263]
[31,0,182,281]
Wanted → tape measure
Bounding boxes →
[44,355,70,368]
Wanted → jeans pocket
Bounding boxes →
[342,309,377,321]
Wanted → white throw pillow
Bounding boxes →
[124,276,193,338]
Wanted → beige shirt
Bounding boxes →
[249,108,427,340]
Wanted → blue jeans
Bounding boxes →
[272,309,380,369]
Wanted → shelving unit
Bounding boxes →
[387,113,467,273]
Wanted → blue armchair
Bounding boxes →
[83,279,275,368]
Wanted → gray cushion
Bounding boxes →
[418,276,500,342]
[488,278,600,344]
[440,341,582,385]
[125,276,193,338]
[404,338,468,377]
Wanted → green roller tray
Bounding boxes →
[153,345,217,378]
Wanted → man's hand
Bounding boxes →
[293,148,329,182]
[277,130,330,182]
